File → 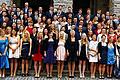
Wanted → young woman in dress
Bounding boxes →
[43,32,57,78]
[115,36,120,77]
[32,32,44,78]
[9,30,20,77]
[66,30,78,78]
[88,34,98,78]
[78,33,88,78]
[98,35,108,79]
[0,29,9,77]
[106,37,116,78]
[20,30,32,76]
[56,31,66,78]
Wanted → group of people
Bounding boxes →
[0,2,120,79]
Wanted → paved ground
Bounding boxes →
[0,76,119,80]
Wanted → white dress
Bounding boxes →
[9,37,20,58]
[89,41,98,62]
[56,41,66,61]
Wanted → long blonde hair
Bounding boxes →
[81,33,88,45]
[22,30,30,42]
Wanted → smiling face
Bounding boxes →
[49,32,53,38]
[12,30,16,36]
[92,34,96,41]
[101,35,106,42]
[37,32,43,39]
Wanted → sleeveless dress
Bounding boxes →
[9,37,20,58]
[68,42,77,61]
[79,44,87,60]
[56,41,66,61]
[0,38,9,69]
[44,41,56,64]
[21,40,30,59]
[99,43,107,64]
[89,41,98,62]
[107,44,115,65]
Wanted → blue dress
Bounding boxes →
[44,41,56,64]
[0,38,9,69]
[107,47,115,65]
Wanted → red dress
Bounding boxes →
[32,45,43,61]
[26,26,33,35]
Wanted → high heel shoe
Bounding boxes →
[22,73,25,77]
[2,74,5,78]
[49,74,52,78]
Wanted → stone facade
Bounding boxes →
[0,0,11,6]
[109,0,120,16]
[53,0,73,12]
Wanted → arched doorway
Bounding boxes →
[73,0,90,15]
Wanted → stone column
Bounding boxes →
[109,0,120,16]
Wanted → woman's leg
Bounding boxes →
[102,64,106,78]
[2,68,5,77]
[79,61,82,77]
[109,65,113,77]
[22,59,25,74]
[107,65,109,77]
[93,63,96,78]
[25,60,29,75]
[14,59,18,76]
[50,64,53,77]
[0,69,1,77]
[71,61,75,77]
[60,61,64,77]
[46,63,49,76]
[38,61,42,76]
[68,62,71,76]
[90,62,94,78]
[10,59,13,76]
[57,61,60,77]
[34,61,38,76]
[99,64,102,77]
[82,60,86,78]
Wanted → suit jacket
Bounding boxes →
[46,11,55,19]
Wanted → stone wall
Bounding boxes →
[0,0,11,6]
[110,0,120,16]
[53,0,73,12]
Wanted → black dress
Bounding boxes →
[66,38,78,62]
[21,40,30,59]
[98,42,108,64]
[79,44,87,60]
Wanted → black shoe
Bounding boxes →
[99,75,102,79]
[101,75,105,79]
[22,73,25,77]
[25,73,29,76]
[69,76,72,78]
[71,76,74,78]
